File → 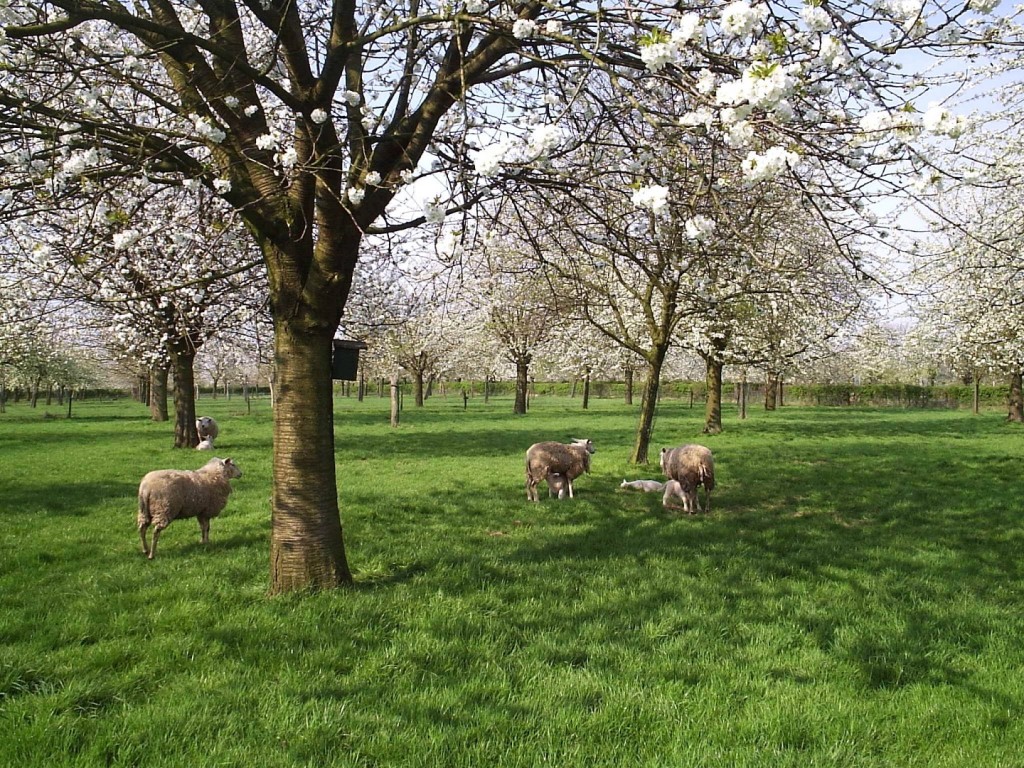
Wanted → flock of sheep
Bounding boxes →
[136,417,715,559]
[525,438,715,515]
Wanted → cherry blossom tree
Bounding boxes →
[1,0,1018,591]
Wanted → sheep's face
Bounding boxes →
[659,448,669,473]
[572,438,595,454]
[210,457,242,479]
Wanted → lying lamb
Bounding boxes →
[196,416,219,446]
[660,444,715,514]
[525,438,595,501]
[137,457,242,559]
[620,479,665,492]
[196,438,215,451]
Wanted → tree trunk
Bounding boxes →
[764,371,779,410]
[269,326,352,593]
[30,377,40,408]
[777,376,784,407]
[211,376,220,399]
[1008,370,1023,423]
[582,368,591,410]
[973,371,981,415]
[413,370,425,407]
[150,366,170,422]
[703,357,724,435]
[171,350,199,448]
[514,358,529,415]
[624,365,634,405]
[390,374,401,427]
[740,372,747,420]
[630,348,668,465]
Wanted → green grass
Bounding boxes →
[2,394,1024,767]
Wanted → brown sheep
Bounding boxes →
[525,439,595,501]
[659,444,714,514]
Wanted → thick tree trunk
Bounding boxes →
[150,366,169,422]
[514,359,529,415]
[630,348,668,465]
[413,370,425,407]
[1008,371,1023,423]
[624,365,634,405]
[703,357,724,435]
[270,326,352,593]
[171,350,199,448]
[764,371,779,410]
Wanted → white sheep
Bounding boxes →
[196,438,215,451]
[661,479,698,514]
[137,457,242,559]
[660,444,715,514]
[620,479,665,492]
[525,438,595,502]
[547,472,569,500]
[195,416,219,445]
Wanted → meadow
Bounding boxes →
[1,393,1023,767]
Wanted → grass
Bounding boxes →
[2,393,1024,766]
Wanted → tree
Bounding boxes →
[1,0,1016,591]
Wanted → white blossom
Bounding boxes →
[672,13,703,44]
[112,229,141,251]
[190,114,226,143]
[528,123,562,156]
[310,108,328,124]
[631,184,670,215]
[347,187,365,205]
[256,133,277,150]
[464,0,487,12]
[342,90,360,106]
[720,1,768,37]
[741,146,799,182]
[545,20,562,35]
[213,178,232,193]
[640,42,676,72]
[365,171,382,185]
[513,19,537,39]
[968,0,999,12]
[243,105,259,117]
[684,215,716,241]
[472,142,510,177]
[800,5,831,32]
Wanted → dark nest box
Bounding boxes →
[331,339,368,380]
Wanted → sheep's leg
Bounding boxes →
[567,479,575,499]
[139,523,150,557]
[199,517,210,544]
[148,523,167,560]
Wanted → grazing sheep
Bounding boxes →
[137,457,242,559]
[525,438,595,502]
[620,479,665,492]
[196,438,215,451]
[547,472,569,500]
[660,444,715,514]
[195,416,219,444]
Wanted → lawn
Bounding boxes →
[1,393,1023,767]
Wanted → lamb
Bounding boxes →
[196,438,215,451]
[661,479,698,514]
[195,416,219,445]
[137,457,242,559]
[547,472,569,500]
[659,444,715,514]
[620,479,665,492]
[525,438,595,502]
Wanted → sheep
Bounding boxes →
[659,444,715,514]
[620,479,665,492]
[137,457,242,559]
[661,478,699,515]
[525,438,595,502]
[195,416,219,445]
[196,438,215,451]
[547,472,569,500]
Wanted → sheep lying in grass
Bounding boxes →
[660,444,715,514]
[525,439,595,501]
[196,416,219,445]
[137,457,242,559]
[620,479,665,492]
[196,438,215,451]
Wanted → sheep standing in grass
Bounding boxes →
[525,439,595,501]
[660,444,715,514]
[137,457,242,559]
[620,479,665,492]
[547,472,569,500]
[196,416,219,446]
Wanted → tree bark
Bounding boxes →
[973,371,980,415]
[703,357,724,435]
[390,374,401,427]
[764,371,779,410]
[582,367,591,410]
[413,369,425,407]
[630,347,668,465]
[1008,371,1023,423]
[624,365,634,405]
[514,358,530,415]
[150,365,170,422]
[171,350,199,448]
[270,326,352,593]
